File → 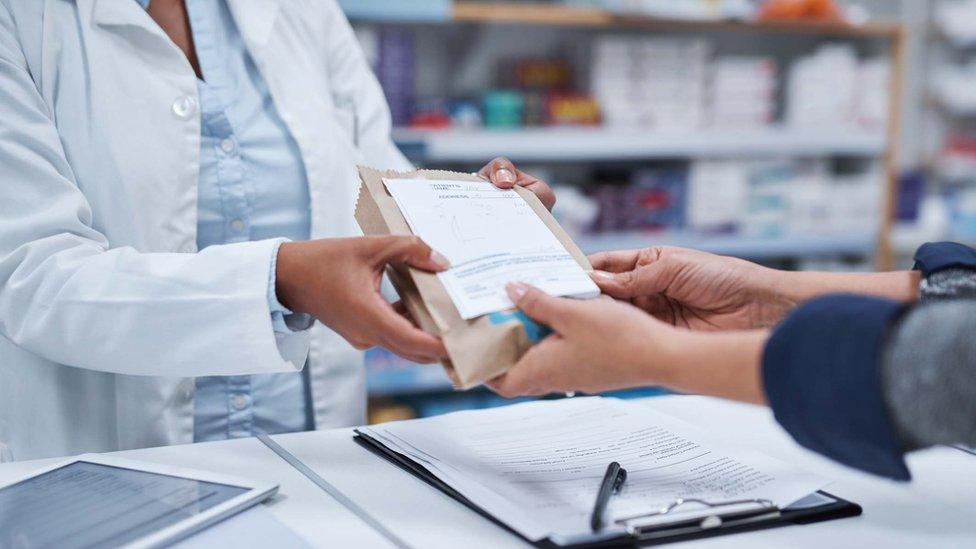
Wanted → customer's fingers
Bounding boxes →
[487,338,570,398]
[373,235,450,272]
[590,259,674,300]
[505,282,579,331]
[589,246,675,274]
[588,249,644,273]
[479,156,518,189]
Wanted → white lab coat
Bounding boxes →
[0,0,411,461]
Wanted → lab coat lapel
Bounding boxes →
[226,0,281,49]
[90,0,162,34]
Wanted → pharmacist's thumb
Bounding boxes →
[505,282,568,329]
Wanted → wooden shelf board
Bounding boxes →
[451,2,901,38]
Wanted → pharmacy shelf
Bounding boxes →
[393,127,887,163]
[342,1,901,38]
[576,231,878,260]
[451,2,901,38]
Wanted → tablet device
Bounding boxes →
[0,453,279,549]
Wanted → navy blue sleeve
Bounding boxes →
[762,295,911,480]
[913,242,976,277]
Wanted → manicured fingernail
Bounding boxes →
[430,249,450,269]
[590,270,614,280]
[506,282,528,302]
[495,168,516,184]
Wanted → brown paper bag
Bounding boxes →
[354,167,594,389]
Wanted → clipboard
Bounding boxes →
[353,431,862,547]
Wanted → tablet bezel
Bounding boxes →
[0,452,280,548]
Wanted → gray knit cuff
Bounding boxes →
[919,268,976,301]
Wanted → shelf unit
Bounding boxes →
[393,127,887,163]
[346,1,907,404]
[891,0,976,258]
[350,1,905,268]
[577,231,877,260]
[341,0,901,37]
[450,2,901,38]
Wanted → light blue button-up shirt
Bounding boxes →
[136,0,314,441]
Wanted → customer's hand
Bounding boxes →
[478,157,556,210]
[487,282,769,404]
[590,247,795,331]
[275,236,449,363]
[487,283,678,397]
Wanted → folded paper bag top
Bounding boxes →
[354,166,596,389]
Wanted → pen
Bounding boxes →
[590,461,627,532]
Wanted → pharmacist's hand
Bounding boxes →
[479,157,556,210]
[487,283,677,397]
[275,237,450,363]
[589,247,795,331]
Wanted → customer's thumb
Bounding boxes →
[505,282,569,328]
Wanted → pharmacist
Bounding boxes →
[0,0,550,462]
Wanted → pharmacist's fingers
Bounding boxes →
[479,157,518,189]
[372,235,450,272]
[391,300,416,323]
[506,282,578,331]
[479,157,556,210]
[370,298,448,359]
[391,351,441,365]
[517,174,556,211]
[391,299,434,334]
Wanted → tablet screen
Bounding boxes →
[0,460,249,548]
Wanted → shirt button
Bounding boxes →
[231,394,248,411]
[172,95,197,120]
[220,138,236,154]
[179,380,195,401]
[230,219,245,233]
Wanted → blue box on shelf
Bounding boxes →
[366,348,454,397]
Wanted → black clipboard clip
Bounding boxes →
[613,497,781,541]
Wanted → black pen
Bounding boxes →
[590,461,627,531]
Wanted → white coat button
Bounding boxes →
[230,219,245,233]
[232,394,248,410]
[180,380,194,401]
[172,96,197,120]
[220,138,236,154]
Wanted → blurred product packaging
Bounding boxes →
[593,167,688,232]
[482,90,525,128]
[786,44,889,131]
[376,28,416,127]
[709,56,777,128]
[591,37,711,128]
